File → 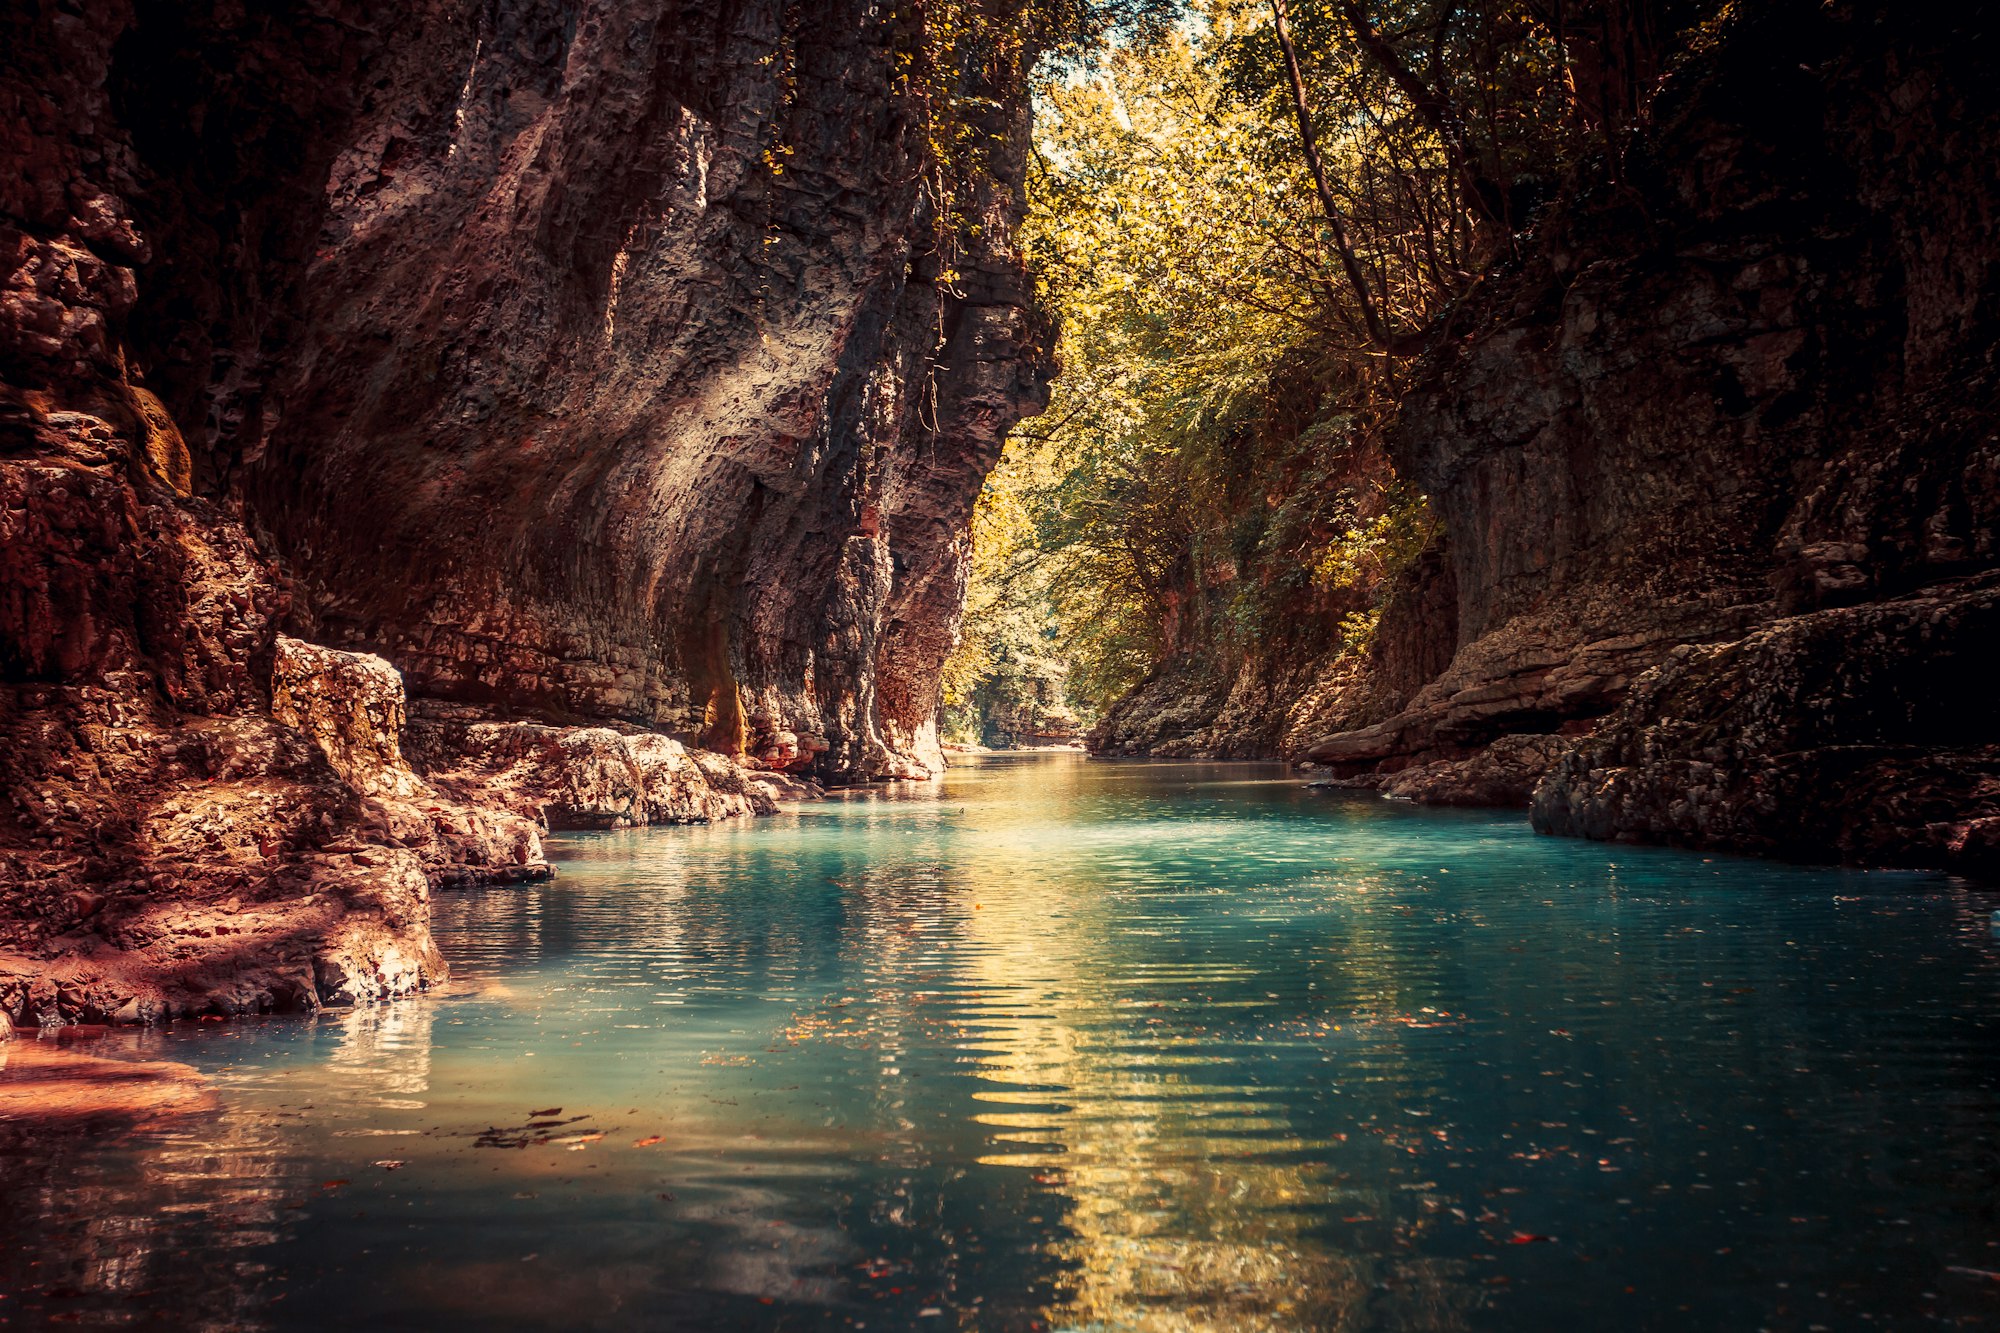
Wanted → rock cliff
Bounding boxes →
[1303,0,1999,874]
[1,0,1048,1025]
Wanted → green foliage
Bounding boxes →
[901,0,1184,277]
[949,0,1698,725]
[943,417,1094,743]
[949,16,1438,716]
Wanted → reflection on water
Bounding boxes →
[3,754,1999,1331]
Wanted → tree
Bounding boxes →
[949,0,1709,731]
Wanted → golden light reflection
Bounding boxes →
[777,759,1486,1333]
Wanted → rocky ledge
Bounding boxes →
[1301,0,1999,874]
[1532,575,2000,875]
[1311,575,2000,878]
[2,632,796,1030]
[2,0,1043,1031]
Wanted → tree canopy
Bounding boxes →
[944,0,1706,743]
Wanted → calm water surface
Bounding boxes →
[4,755,1999,1331]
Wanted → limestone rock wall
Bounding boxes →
[236,0,1048,780]
[1304,0,2000,871]
[0,0,1048,1023]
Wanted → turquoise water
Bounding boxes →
[4,754,2000,1331]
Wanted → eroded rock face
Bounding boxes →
[0,624,532,1026]
[238,0,1047,780]
[1303,0,2000,868]
[272,638,425,799]
[270,637,548,885]
[1,0,1044,1023]
[406,703,815,832]
[0,401,456,1020]
[1532,577,2000,875]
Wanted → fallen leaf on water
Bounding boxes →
[320,1179,349,1190]
[373,1160,406,1170]
[1947,1266,2000,1282]
[529,1107,562,1117]
[635,1136,664,1147]
[1508,1233,1555,1244]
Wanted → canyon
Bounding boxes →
[2,0,1046,1024]
[2,0,1994,1033]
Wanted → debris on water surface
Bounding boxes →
[475,1114,593,1148]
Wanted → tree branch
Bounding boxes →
[1268,0,1425,356]
[1337,0,1507,232]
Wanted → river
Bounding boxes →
[3,754,1998,1330]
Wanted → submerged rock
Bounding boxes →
[0,1035,218,1126]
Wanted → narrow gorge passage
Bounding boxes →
[6,755,1999,1331]
[4,0,1999,1327]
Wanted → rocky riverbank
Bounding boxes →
[1,633,808,1028]
[1096,0,2000,875]
[1,0,1045,1027]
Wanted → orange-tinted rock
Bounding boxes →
[0,0,1045,1023]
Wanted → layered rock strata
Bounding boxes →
[2,0,1046,1025]
[1296,0,2000,872]
[1533,576,2000,874]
